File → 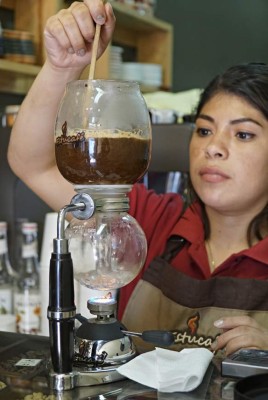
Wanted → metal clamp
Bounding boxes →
[70,192,95,220]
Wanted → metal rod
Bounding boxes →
[57,202,85,239]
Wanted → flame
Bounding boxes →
[89,292,115,305]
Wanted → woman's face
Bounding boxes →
[190,92,268,215]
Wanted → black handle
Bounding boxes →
[141,330,174,346]
[47,252,76,374]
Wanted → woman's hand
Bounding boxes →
[211,316,268,356]
[44,0,116,70]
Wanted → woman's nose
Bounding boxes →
[205,134,228,159]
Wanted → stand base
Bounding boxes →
[49,366,125,391]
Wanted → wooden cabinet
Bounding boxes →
[0,0,173,94]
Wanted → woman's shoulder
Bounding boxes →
[129,183,184,214]
[129,183,185,234]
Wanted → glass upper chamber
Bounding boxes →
[55,80,152,291]
[55,79,152,185]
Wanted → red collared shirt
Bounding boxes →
[117,183,268,318]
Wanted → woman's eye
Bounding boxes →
[236,131,255,140]
[196,127,211,137]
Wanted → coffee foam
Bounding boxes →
[55,128,150,141]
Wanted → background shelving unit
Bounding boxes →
[0,0,173,94]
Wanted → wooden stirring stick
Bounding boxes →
[84,5,105,128]
[88,0,107,79]
[88,23,101,80]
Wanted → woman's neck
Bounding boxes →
[204,206,263,271]
[205,204,266,245]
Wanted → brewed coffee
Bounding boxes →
[55,129,151,185]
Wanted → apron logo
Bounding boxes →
[187,313,199,335]
[171,312,218,348]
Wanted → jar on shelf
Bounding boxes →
[1,105,20,128]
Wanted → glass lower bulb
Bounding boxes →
[65,212,147,291]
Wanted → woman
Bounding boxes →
[8,0,268,357]
[121,65,268,356]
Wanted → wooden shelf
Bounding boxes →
[111,2,172,31]
[1,0,15,10]
[0,59,41,94]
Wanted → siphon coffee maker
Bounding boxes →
[48,80,174,391]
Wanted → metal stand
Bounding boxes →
[47,193,131,391]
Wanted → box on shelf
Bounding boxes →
[3,29,36,64]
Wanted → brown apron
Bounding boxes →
[122,236,268,357]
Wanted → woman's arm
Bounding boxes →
[7,0,116,211]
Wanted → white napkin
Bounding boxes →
[117,347,213,393]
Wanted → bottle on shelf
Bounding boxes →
[0,221,16,315]
[14,221,41,334]
[13,217,29,271]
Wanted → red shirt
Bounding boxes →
[117,183,268,318]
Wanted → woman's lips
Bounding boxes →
[199,167,230,183]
